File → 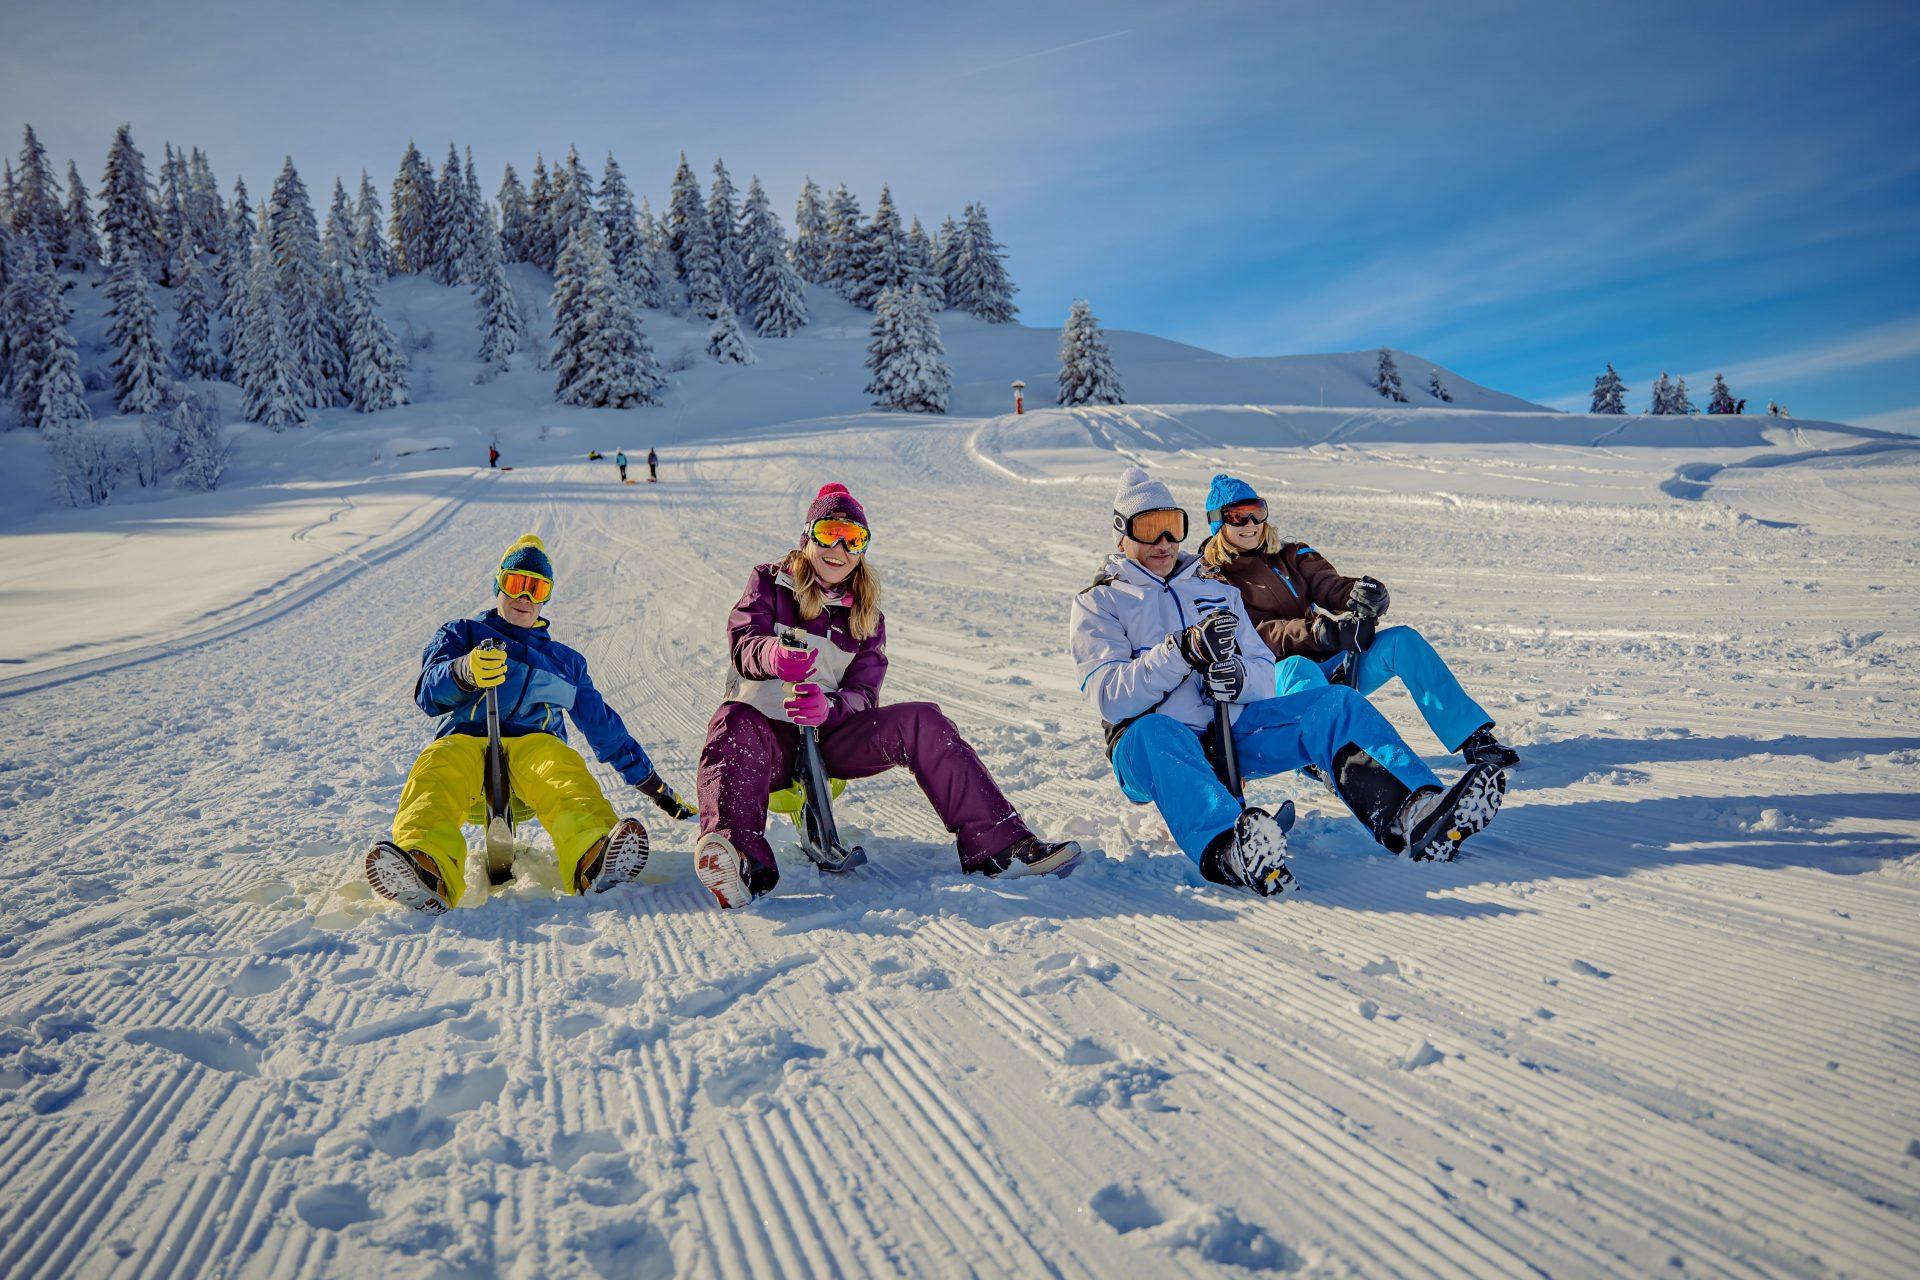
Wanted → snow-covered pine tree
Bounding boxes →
[354,171,392,279]
[238,213,308,432]
[0,223,14,400]
[822,185,862,295]
[1707,372,1736,415]
[666,155,726,319]
[157,143,190,285]
[1767,400,1789,417]
[497,164,530,264]
[1671,376,1695,415]
[905,217,943,308]
[1373,346,1406,403]
[343,264,408,412]
[640,197,679,310]
[548,148,597,273]
[429,143,470,286]
[738,176,808,337]
[932,214,961,305]
[186,148,225,258]
[266,157,335,408]
[706,307,754,365]
[170,388,228,489]
[474,207,523,373]
[388,141,436,276]
[217,177,254,367]
[1428,367,1453,402]
[948,203,1018,322]
[59,161,102,272]
[790,178,829,284]
[100,125,162,279]
[527,154,556,272]
[599,154,661,310]
[1649,371,1674,414]
[1,162,15,235]
[170,226,220,379]
[1056,298,1124,406]
[708,158,745,307]
[12,125,65,254]
[1590,363,1626,414]
[550,217,660,407]
[6,236,91,430]
[105,248,166,412]
[866,287,950,413]
[323,179,358,283]
[847,185,908,310]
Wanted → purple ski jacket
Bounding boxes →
[723,562,888,731]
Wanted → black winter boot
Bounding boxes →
[1331,742,1417,853]
[1458,724,1520,770]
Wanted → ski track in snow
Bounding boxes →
[2,414,1919,1278]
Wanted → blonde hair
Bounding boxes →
[1199,521,1284,569]
[784,548,883,640]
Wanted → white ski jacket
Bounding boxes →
[1069,551,1276,752]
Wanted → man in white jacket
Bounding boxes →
[1069,469,1506,892]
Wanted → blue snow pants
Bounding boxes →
[1111,681,1439,865]
[1279,625,1490,754]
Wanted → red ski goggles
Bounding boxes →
[1213,500,1268,528]
[1114,507,1188,545]
[807,518,871,555]
[497,570,553,603]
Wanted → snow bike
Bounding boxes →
[480,639,517,885]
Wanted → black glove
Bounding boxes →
[1312,615,1376,654]
[1178,608,1239,669]
[1348,577,1389,619]
[1202,657,1245,702]
[635,773,696,820]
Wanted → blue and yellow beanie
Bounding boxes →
[495,533,553,590]
[1205,474,1261,535]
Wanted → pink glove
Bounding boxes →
[770,643,817,683]
[784,682,831,728]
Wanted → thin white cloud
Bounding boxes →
[963,29,1134,77]
[1852,404,1920,434]
[1694,315,1920,388]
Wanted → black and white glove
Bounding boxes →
[1178,608,1240,669]
[635,773,696,820]
[1202,657,1246,703]
[1348,577,1389,619]
[1313,615,1377,654]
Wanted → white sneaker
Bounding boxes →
[696,833,756,910]
[578,817,650,894]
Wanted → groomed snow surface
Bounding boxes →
[3,293,1919,1277]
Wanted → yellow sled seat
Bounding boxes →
[768,777,847,825]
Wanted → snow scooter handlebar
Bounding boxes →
[479,640,516,884]
[780,628,866,873]
[1212,698,1244,802]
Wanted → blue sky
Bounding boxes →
[5,0,1916,427]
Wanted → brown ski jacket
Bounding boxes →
[1209,542,1360,661]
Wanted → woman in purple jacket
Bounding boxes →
[695,482,1080,908]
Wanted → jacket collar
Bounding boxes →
[1105,550,1202,588]
[478,607,551,635]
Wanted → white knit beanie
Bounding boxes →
[1112,467,1178,520]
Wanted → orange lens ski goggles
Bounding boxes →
[1115,507,1188,545]
[498,570,553,603]
[807,518,871,555]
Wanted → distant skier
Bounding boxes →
[693,482,1080,908]
[488,443,500,468]
[588,450,604,461]
[647,448,658,483]
[1069,468,1506,894]
[364,534,696,914]
[1198,473,1519,771]
[616,450,628,483]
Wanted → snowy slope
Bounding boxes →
[2,397,1918,1277]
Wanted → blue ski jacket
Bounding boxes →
[415,609,657,785]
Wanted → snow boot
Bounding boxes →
[1331,742,1418,853]
[575,817,650,895]
[1400,763,1506,863]
[365,841,451,916]
[991,835,1083,879]
[1200,803,1296,896]
[1458,725,1521,771]
[696,833,778,910]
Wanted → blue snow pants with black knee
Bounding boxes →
[1276,625,1490,754]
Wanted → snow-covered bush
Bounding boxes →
[707,309,755,365]
[46,424,117,506]
[170,389,229,490]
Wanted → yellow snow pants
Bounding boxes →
[392,732,617,905]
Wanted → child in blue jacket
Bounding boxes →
[365,534,695,914]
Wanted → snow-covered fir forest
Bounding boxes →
[0,124,1026,503]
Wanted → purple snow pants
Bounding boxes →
[697,700,1032,875]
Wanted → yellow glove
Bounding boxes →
[460,645,508,689]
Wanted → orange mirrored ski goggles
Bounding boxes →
[1115,507,1188,545]
[807,518,871,555]
[497,570,554,603]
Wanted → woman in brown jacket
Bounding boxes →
[1198,473,1519,770]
